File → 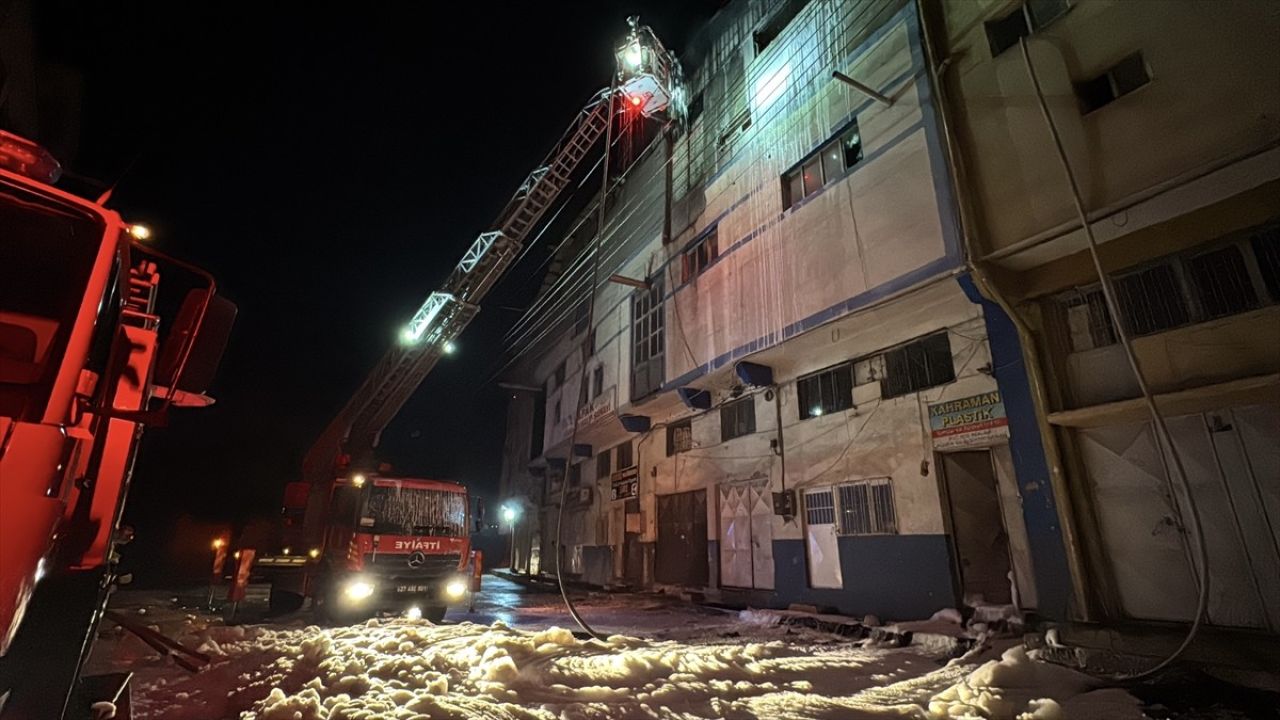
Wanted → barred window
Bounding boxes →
[837,479,897,535]
[667,419,693,455]
[720,396,756,442]
[797,362,853,420]
[1188,245,1258,320]
[881,332,955,398]
[804,489,836,526]
[1114,264,1190,336]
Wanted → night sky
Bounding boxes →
[15,1,718,577]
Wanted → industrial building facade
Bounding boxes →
[498,0,1280,636]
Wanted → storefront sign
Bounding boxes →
[611,465,639,501]
[576,387,616,427]
[928,390,1009,450]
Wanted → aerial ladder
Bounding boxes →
[242,20,683,620]
[300,19,683,488]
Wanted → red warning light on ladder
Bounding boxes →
[629,95,642,107]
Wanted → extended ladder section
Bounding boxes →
[302,88,616,482]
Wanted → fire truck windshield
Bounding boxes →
[0,180,106,420]
[366,485,466,537]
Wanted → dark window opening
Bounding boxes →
[882,332,955,398]
[986,0,1070,58]
[1077,52,1150,114]
[529,391,545,460]
[597,450,611,479]
[720,396,757,442]
[569,463,582,487]
[985,8,1030,57]
[798,363,854,420]
[615,440,634,469]
[553,360,566,389]
[753,0,811,54]
[592,365,604,398]
[687,92,704,125]
[667,418,693,455]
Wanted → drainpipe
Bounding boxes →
[914,0,1092,620]
[772,386,790,519]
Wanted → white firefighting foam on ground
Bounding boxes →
[129,618,1142,720]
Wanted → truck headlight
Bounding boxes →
[343,578,375,602]
[445,579,467,599]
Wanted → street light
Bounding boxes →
[502,504,520,571]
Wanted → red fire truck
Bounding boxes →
[0,131,235,718]
[255,474,472,623]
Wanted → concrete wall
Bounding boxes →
[941,0,1280,257]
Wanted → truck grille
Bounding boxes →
[363,552,460,578]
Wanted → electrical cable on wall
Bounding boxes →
[1019,37,1210,681]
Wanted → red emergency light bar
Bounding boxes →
[0,130,62,184]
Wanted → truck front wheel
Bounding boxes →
[421,605,447,623]
[267,588,304,616]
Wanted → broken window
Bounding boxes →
[985,0,1070,58]
[1077,52,1151,114]
[753,0,811,54]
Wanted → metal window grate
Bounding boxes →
[797,362,854,419]
[1252,227,1280,301]
[882,332,955,398]
[1188,244,1259,320]
[804,489,836,526]
[1114,263,1190,336]
[720,396,756,442]
[837,478,896,535]
[667,420,692,455]
[1064,289,1118,352]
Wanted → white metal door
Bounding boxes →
[718,482,774,589]
[719,484,753,588]
[750,484,774,589]
[804,488,842,589]
[1081,405,1280,630]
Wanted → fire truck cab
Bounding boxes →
[0,130,235,719]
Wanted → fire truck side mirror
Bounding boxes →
[156,290,237,394]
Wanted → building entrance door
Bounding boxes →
[802,487,842,589]
[655,490,708,586]
[941,451,1014,605]
[718,481,774,589]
